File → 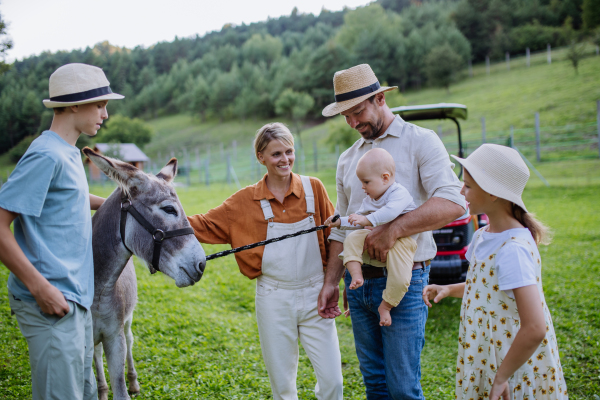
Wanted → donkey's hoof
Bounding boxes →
[128,385,141,397]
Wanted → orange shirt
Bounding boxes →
[188,173,335,279]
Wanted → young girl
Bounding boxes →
[422,144,567,400]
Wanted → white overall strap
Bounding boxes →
[260,199,274,220]
[469,228,486,265]
[300,175,315,215]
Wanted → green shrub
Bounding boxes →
[95,115,153,148]
[325,116,360,152]
[424,44,464,91]
[9,135,37,163]
[509,22,567,54]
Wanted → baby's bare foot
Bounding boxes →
[378,301,393,326]
[349,277,364,290]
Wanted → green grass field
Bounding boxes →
[1,158,599,399]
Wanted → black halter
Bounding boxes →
[120,197,195,272]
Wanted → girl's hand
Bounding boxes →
[348,214,370,227]
[490,377,510,400]
[325,216,341,228]
[422,284,450,307]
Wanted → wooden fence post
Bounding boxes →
[481,117,486,144]
[313,140,318,172]
[196,148,202,184]
[535,113,541,162]
[205,145,210,186]
[226,154,231,185]
[526,48,530,67]
[597,100,600,158]
[510,126,514,148]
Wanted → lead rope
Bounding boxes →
[205,215,339,261]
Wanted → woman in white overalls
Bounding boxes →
[188,123,343,400]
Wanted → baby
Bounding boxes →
[325,148,417,326]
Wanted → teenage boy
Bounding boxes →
[0,63,123,400]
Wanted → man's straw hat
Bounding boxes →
[43,63,124,108]
[322,64,397,117]
[451,144,530,212]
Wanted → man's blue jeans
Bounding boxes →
[345,265,430,400]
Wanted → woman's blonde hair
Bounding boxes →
[254,123,295,160]
[512,204,552,245]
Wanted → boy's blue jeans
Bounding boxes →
[345,265,430,400]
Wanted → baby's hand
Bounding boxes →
[325,215,341,228]
[348,214,370,227]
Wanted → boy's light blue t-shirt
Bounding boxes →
[0,131,94,309]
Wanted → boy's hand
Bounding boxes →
[324,215,341,228]
[32,281,70,317]
[422,284,450,307]
[348,214,370,227]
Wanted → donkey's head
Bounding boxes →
[83,147,205,287]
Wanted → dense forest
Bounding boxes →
[0,0,595,154]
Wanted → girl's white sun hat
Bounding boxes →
[451,144,530,212]
[43,63,124,108]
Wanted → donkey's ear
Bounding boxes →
[82,147,146,189]
[156,158,177,183]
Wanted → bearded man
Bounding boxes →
[317,64,466,400]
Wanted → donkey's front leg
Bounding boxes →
[103,332,131,400]
[93,343,110,400]
[124,317,140,396]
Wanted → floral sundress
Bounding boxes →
[456,228,568,399]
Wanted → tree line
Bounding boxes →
[0,0,597,154]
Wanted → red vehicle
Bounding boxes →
[389,103,487,284]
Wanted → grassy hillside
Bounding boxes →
[140,51,600,164]
[0,48,598,181]
[400,50,600,140]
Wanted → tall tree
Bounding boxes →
[424,44,464,92]
[582,0,600,30]
[275,89,315,147]
[0,8,13,75]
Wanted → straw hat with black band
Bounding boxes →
[451,144,530,212]
[43,63,124,108]
[322,64,397,117]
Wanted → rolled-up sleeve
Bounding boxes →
[418,132,465,209]
[328,155,349,243]
[187,202,231,245]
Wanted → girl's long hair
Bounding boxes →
[512,204,551,245]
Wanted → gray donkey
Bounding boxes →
[84,147,206,400]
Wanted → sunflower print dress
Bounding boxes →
[456,229,568,399]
